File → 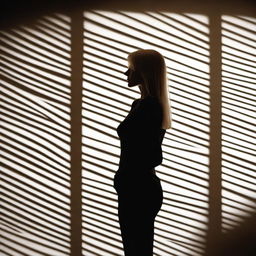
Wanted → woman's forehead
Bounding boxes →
[128,58,133,68]
[127,61,134,69]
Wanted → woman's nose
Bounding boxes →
[124,69,129,76]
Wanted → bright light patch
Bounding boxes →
[82,11,211,255]
[221,14,256,233]
[0,13,71,255]
[1,8,255,256]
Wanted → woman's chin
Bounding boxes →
[128,82,139,88]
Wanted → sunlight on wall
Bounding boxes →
[82,11,210,256]
[0,9,255,256]
[221,15,256,231]
[0,14,71,256]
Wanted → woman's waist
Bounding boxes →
[116,166,156,175]
[114,168,159,184]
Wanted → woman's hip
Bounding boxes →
[114,170,162,192]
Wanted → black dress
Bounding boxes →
[114,96,166,256]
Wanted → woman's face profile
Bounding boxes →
[124,66,142,88]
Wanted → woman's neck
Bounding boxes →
[139,84,149,99]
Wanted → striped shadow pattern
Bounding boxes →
[0,13,71,256]
[221,15,256,231]
[82,11,210,256]
[0,10,255,256]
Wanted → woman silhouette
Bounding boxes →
[114,49,171,256]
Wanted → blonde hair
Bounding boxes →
[128,49,171,129]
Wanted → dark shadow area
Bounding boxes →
[206,212,256,256]
[1,0,256,29]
